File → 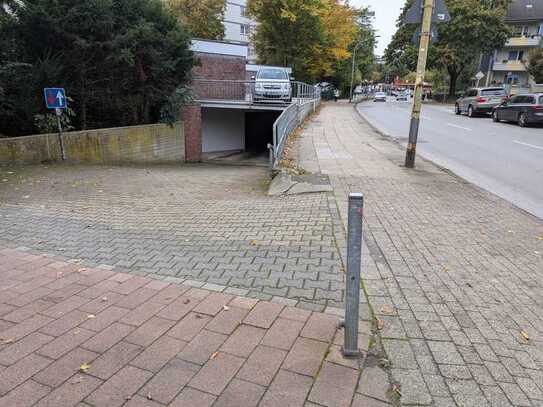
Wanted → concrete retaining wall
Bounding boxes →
[0,122,184,164]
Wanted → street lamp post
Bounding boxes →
[349,42,362,103]
[349,37,376,103]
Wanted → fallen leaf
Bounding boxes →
[521,331,530,341]
[536,235,543,241]
[0,337,15,345]
[87,314,96,319]
[101,297,108,302]
[210,351,219,360]
[376,318,384,330]
[183,299,190,305]
[79,363,91,373]
[249,240,257,246]
[77,268,87,273]
[443,265,449,272]
[223,305,229,311]
[147,393,153,400]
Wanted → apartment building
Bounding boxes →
[486,0,543,92]
[222,0,258,63]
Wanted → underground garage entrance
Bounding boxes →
[201,106,282,164]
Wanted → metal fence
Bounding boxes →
[191,79,320,105]
[270,97,320,169]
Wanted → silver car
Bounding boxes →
[455,87,507,117]
[253,68,292,103]
[373,92,387,102]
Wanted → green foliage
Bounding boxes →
[331,7,376,94]
[166,0,225,40]
[385,0,510,95]
[0,0,194,137]
[159,86,194,125]
[528,48,543,84]
[247,0,373,84]
[34,103,76,134]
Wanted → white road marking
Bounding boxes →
[513,141,543,151]
[446,123,472,131]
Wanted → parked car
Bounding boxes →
[492,93,543,127]
[396,92,408,101]
[253,67,292,103]
[373,92,387,102]
[455,87,507,117]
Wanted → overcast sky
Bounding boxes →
[351,0,406,56]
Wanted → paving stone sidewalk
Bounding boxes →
[0,247,390,407]
[0,163,344,309]
[293,101,543,406]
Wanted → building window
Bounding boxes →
[507,50,524,61]
[240,5,246,16]
[240,24,250,35]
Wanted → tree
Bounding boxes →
[0,0,194,137]
[247,0,364,83]
[166,0,225,40]
[385,0,510,95]
[330,7,376,93]
[528,48,543,84]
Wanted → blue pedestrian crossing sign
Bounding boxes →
[44,88,67,109]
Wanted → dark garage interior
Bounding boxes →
[244,111,281,154]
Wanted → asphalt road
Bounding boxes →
[357,97,543,219]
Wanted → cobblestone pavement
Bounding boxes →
[294,102,543,406]
[0,247,383,407]
[0,164,344,309]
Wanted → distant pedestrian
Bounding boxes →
[334,89,339,102]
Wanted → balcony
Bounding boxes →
[492,60,527,72]
[505,36,542,47]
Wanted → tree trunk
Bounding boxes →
[448,70,458,96]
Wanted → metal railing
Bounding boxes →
[191,79,320,105]
[271,93,320,169]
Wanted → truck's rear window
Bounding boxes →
[481,88,506,96]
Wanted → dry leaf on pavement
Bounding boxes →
[79,363,91,373]
[210,351,219,360]
[521,331,530,341]
[376,318,384,330]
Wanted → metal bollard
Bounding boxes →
[342,193,363,358]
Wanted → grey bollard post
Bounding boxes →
[342,193,363,358]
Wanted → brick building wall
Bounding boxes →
[193,52,246,80]
[192,53,247,101]
[182,104,202,163]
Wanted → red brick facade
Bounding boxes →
[182,104,202,163]
[193,53,246,80]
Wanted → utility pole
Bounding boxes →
[349,42,362,103]
[405,0,434,168]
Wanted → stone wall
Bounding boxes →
[0,122,184,165]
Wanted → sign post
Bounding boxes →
[43,88,67,161]
[403,0,450,168]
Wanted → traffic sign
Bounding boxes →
[44,88,67,109]
[412,24,439,45]
[475,71,485,80]
[404,0,450,24]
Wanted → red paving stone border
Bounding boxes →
[0,247,386,407]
